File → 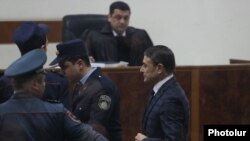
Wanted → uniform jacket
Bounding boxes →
[0,76,13,103]
[0,91,107,141]
[0,71,71,109]
[72,68,122,141]
[83,23,153,66]
[43,71,71,109]
[142,77,190,141]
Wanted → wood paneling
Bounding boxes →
[199,67,250,141]
[0,21,62,43]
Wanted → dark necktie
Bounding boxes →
[72,82,82,110]
[72,82,82,96]
[147,90,155,106]
[116,36,130,62]
[116,36,124,42]
[142,90,155,132]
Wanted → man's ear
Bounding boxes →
[41,37,48,52]
[31,78,40,91]
[41,44,47,52]
[156,63,164,74]
[76,59,85,69]
[107,14,112,22]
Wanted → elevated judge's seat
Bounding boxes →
[62,14,108,42]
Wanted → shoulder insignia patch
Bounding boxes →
[98,95,111,110]
[66,111,81,123]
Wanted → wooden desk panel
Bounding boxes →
[199,67,250,141]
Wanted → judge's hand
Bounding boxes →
[135,133,147,141]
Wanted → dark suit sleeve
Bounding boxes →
[144,99,186,141]
[161,99,186,141]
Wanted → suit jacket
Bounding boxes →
[82,23,153,66]
[72,68,122,141]
[142,77,190,141]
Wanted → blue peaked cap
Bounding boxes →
[4,49,47,77]
[12,22,49,55]
[49,39,88,66]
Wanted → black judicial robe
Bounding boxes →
[83,23,153,66]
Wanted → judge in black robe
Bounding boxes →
[82,1,153,66]
[83,24,153,66]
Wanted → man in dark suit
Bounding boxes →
[49,39,122,141]
[135,45,190,141]
[0,22,71,109]
[0,49,107,141]
[83,1,153,66]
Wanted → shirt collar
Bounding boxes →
[153,74,174,96]
[79,67,97,85]
[112,30,126,37]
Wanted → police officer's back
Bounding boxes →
[0,49,107,141]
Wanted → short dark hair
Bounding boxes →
[59,55,90,69]
[18,36,47,55]
[144,45,176,74]
[109,1,130,14]
[13,74,43,90]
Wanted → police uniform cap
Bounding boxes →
[4,49,47,77]
[49,39,87,66]
[12,22,49,55]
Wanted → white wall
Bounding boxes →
[1,0,250,68]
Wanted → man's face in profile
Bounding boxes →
[140,56,159,83]
[108,9,130,35]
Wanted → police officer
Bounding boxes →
[0,22,71,109]
[0,49,107,141]
[50,39,122,141]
